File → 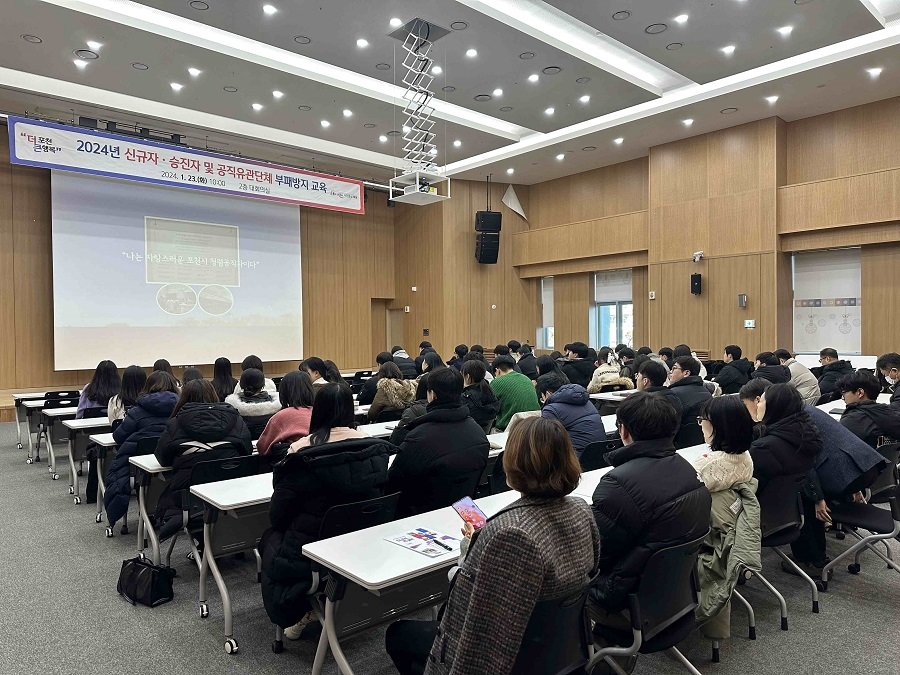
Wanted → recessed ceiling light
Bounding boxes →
[666,42,683,50]
[776,25,794,36]
[170,82,184,92]
[429,148,438,155]
[224,86,238,93]
[356,38,369,49]
[432,65,443,75]
[465,48,478,58]
[188,67,202,77]
[506,168,514,175]
[579,95,590,103]
[389,17,403,28]
[765,95,779,104]
[674,14,689,24]
[721,45,736,55]
[376,63,391,70]
[251,103,264,111]
[612,10,631,20]
[363,123,376,128]
[293,35,311,45]
[682,118,694,127]
[528,73,539,83]
[451,21,469,30]
[86,40,103,51]
[866,67,883,78]
[645,23,668,34]
[297,105,311,111]
[189,0,209,8]
[794,0,813,4]
[583,146,597,152]
[499,106,513,112]
[73,59,88,70]
[575,77,591,84]
[492,88,503,97]
[544,107,555,115]
[132,62,149,70]
[263,4,278,15]
[555,153,565,161]
[720,107,739,114]
[614,137,624,145]
[73,49,99,60]
[542,66,562,75]
[387,130,401,136]
[378,135,388,143]
[453,139,462,148]
[519,52,535,60]
[21,34,43,43]
[442,85,456,92]
[321,120,331,128]
[342,109,353,118]
[272,90,284,99]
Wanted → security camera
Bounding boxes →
[692,251,704,263]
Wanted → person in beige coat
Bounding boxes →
[367,362,417,422]
[774,349,821,405]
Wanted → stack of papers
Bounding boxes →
[386,528,461,558]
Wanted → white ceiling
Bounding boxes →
[0,0,897,186]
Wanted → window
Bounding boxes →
[591,270,633,347]
[537,276,554,349]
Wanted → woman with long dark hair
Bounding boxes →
[256,371,316,455]
[77,360,121,418]
[693,395,756,492]
[368,362,416,422]
[108,365,147,424]
[460,359,500,432]
[211,357,238,402]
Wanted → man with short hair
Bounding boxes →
[838,371,900,448]
[506,339,522,354]
[714,345,753,395]
[536,372,606,457]
[618,348,637,381]
[490,355,540,431]
[357,351,395,405]
[817,348,854,398]
[561,342,595,388]
[876,352,900,408]
[750,351,791,384]
[590,392,711,636]
[447,344,469,371]
[390,345,418,379]
[635,360,683,418]
[665,356,712,448]
[415,342,436,376]
[673,343,708,379]
[516,343,538,380]
[774,348,821,405]
[658,347,674,365]
[387,367,489,516]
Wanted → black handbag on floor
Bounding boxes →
[117,555,176,607]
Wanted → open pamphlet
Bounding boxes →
[386,528,461,558]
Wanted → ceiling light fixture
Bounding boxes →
[321,120,331,128]
[506,168,514,175]
[528,73,539,83]
[272,90,284,99]
[379,135,388,143]
[132,62,149,70]
[544,107,555,115]
[777,25,794,36]
[431,65,442,75]
[73,49,99,60]
[765,95,779,104]
[74,59,88,70]
[465,48,478,58]
[251,103,264,111]
[453,139,462,147]
[721,45,736,55]
[866,67,883,78]
[451,21,468,30]
[579,95,590,103]
[389,17,403,28]
[170,82,184,92]
[224,86,238,93]
[555,153,565,161]
[189,0,209,8]
[402,125,411,133]
[188,67,202,77]
[674,14,689,24]
[86,40,103,51]
[356,38,369,48]
[645,24,668,34]
[682,118,694,127]
[21,34,43,43]
[263,4,278,15]
[342,109,353,118]
[614,137,624,145]
[492,88,503,97]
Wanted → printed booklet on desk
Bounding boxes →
[385,528,461,558]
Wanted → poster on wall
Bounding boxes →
[792,249,862,354]
[7,115,364,214]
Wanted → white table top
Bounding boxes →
[129,454,168,474]
[22,399,48,408]
[355,404,371,414]
[589,390,636,402]
[42,407,79,418]
[358,421,396,438]
[190,472,273,511]
[12,392,46,400]
[63,417,111,430]
[89,432,116,447]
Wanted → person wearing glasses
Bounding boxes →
[838,371,900,449]
[876,352,900,407]
[693,396,756,492]
[816,348,854,399]
[664,355,712,449]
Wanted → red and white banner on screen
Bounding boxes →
[7,116,364,214]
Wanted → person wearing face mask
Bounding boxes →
[876,352,900,407]
[535,372,606,458]
[837,371,900,448]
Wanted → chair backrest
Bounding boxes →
[756,473,807,540]
[598,383,628,393]
[353,370,373,381]
[633,533,706,642]
[579,442,609,472]
[506,410,541,436]
[489,452,510,494]
[869,442,900,504]
[318,492,401,539]
[136,436,161,454]
[272,376,283,389]
[45,390,80,400]
[43,398,79,411]
[189,454,262,487]
[511,585,592,675]
[81,407,108,419]
[374,408,404,423]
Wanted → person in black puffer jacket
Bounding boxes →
[460,360,501,433]
[750,352,791,385]
[391,346,419,379]
[715,345,754,395]
[516,344,539,381]
[664,356,712,449]
[837,371,900,448]
[259,384,391,636]
[104,371,180,529]
[591,392,711,616]
[816,348,854,398]
[561,342,596,388]
[152,380,253,540]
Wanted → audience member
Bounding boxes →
[490,344,513,376]
[507,339,522,354]
[385,417,599,675]
[658,346,674,366]
[446,344,469,371]
[256,370,316,455]
[715,345,753,395]
[618,348,637,381]
[635,360,681,415]
[463,350,493,382]
[323,360,345,384]
[637,346,653,356]
[674,344,708,379]
[491,355,540,431]
[535,354,567,379]
[536,372,606,457]
[587,347,624,393]
[561,342,595,387]
[665,355,712,448]
[261,383,392,639]
[470,344,485,355]
[415,342,435,376]
[419,351,445,377]
[817,348,854,398]
[876,352,900,406]
[387,367,489,516]
[152,379,252,538]
[389,375,431,446]
[774,348,821,405]
[299,356,329,391]
[368,362,417,422]
[235,355,277,393]
[460,360,501,433]
[751,352,791,384]
[549,350,564,361]
[181,367,203,384]
[153,358,176,378]
[357,351,394,405]
[516,344,538,380]
[225,368,283,439]
[77,360,120,418]
[693,396,755,492]
[211,357,238,402]
[838,371,900,448]
[107,365,147,424]
[390,345,418,379]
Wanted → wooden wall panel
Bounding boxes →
[861,243,900,356]
[631,267,648,347]
[517,251,648,279]
[553,273,591,349]
[707,255,763,357]
[0,136,16,390]
[648,261,709,351]
[781,220,900,251]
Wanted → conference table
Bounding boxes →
[589,390,636,403]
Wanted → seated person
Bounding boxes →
[774,348,820,405]
[561,341,595,388]
[714,345,753,395]
[446,344,468,371]
[415,341,435,376]
[387,367,489,516]
[299,356,330,392]
[816,348,854,398]
[635,359,681,418]
[390,345,418,379]
[182,367,204,384]
[673,344,707,379]
[260,383,392,639]
[388,375,431,446]
[838,371,900,448]
[876,352,900,407]
[357,352,395,405]
[664,356,712,448]
[232,354,278,394]
[490,355,540,431]
[256,371,315,455]
[464,349,494,382]
[516,343,539,381]
[323,359,346,384]
[489,344,515,376]
[153,379,252,538]
[225,368,283,440]
[587,346,624,393]
[211,357,238,402]
[107,365,147,425]
[536,354,568,379]
[590,392,711,640]
[617,348,637,381]
[368,362,417,422]
[417,352,445,380]
[77,359,120,418]
[693,396,755,492]
[536,372,606,457]
[750,352,791,384]
[460,360,501,433]
[658,346,674,368]
[386,417,599,675]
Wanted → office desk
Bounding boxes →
[190,473,274,654]
[40,407,79,481]
[89,432,117,523]
[357,421,396,439]
[589,390,636,402]
[61,417,110,504]
[12,392,45,452]
[22,399,48,463]
[128,454,170,563]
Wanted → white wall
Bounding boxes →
[792,248,861,355]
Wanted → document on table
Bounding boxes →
[386,528,462,558]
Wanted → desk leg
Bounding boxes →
[68,433,80,504]
[323,598,354,675]
[200,519,240,654]
[15,405,24,450]
[312,619,330,675]
[137,477,161,564]
[96,450,107,523]
[47,424,59,480]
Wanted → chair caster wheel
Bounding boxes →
[848,563,861,575]
[105,527,114,538]
[224,638,238,654]
[17,443,23,450]
[749,626,756,640]
[51,473,59,481]
[73,497,81,505]
[138,552,146,561]
[25,458,33,465]
[272,640,284,654]
[77,469,83,476]
[819,580,828,592]
[68,486,75,495]
[200,603,209,619]
[812,600,820,614]
[96,513,103,523]
[834,531,846,540]
[121,525,129,535]
[781,617,788,631]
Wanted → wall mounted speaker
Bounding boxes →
[475,211,502,233]
[475,232,500,264]
[690,273,702,295]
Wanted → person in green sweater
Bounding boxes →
[490,355,540,431]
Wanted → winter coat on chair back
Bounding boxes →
[104,391,178,527]
[259,436,392,629]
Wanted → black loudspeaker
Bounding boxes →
[691,273,702,295]
[475,211,502,233]
[475,232,500,264]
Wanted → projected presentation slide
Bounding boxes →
[51,171,303,370]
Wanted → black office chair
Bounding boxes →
[350,370,373,395]
[814,391,841,406]
[374,409,404,423]
[489,452,511,495]
[272,376,283,389]
[35,395,80,461]
[580,439,619,473]
[511,584,593,675]
[588,533,708,675]
[822,443,900,587]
